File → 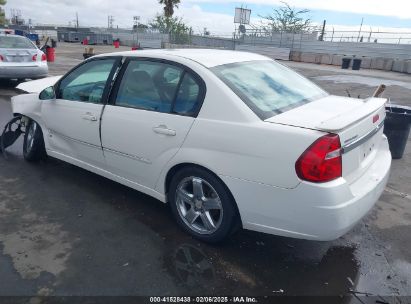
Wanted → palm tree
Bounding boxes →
[0,0,6,26]
[159,0,180,18]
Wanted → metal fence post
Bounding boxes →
[280,31,282,48]
[299,32,302,51]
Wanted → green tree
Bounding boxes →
[0,0,6,26]
[159,0,180,18]
[260,1,312,33]
[133,23,149,32]
[150,14,191,44]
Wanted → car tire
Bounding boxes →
[168,166,240,243]
[23,119,47,162]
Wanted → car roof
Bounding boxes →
[97,49,269,68]
[0,34,28,39]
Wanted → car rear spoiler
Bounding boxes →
[315,97,387,132]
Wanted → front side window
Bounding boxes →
[212,60,328,119]
[0,36,36,49]
[58,59,116,104]
[115,60,184,113]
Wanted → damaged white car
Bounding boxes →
[8,49,391,242]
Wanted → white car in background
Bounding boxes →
[11,49,391,242]
[0,34,48,80]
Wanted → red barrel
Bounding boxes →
[82,38,88,45]
[46,47,55,62]
[113,41,120,48]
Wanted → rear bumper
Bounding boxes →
[0,65,48,79]
[220,136,391,241]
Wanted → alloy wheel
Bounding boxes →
[175,176,223,235]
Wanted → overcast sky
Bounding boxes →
[4,0,411,34]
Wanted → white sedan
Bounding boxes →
[11,49,391,242]
[0,34,48,79]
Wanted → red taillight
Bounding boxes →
[373,114,379,123]
[32,53,46,61]
[295,134,342,183]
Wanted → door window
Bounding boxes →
[115,60,183,113]
[57,59,116,104]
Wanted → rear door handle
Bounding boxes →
[82,112,98,121]
[153,125,176,136]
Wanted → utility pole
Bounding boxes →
[108,15,114,29]
[76,12,79,29]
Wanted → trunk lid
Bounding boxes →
[0,48,38,63]
[265,95,387,184]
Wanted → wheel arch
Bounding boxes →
[164,162,243,226]
[17,114,49,151]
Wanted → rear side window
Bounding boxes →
[212,60,328,119]
[115,61,183,113]
[0,36,36,49]
[115,60,204,116]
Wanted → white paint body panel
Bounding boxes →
[41,99,105,168]
[221,136,391,240]
[101,105,195,190]
[10,49,391,241]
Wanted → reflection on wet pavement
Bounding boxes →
[0,151,359,298]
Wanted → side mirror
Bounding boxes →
[39,86,56,100]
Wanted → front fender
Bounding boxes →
[11,93,43,122]
[11,93,50,150]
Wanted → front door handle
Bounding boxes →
[153,125,176,136]
[82,112,98,122]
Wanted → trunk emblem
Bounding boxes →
[373,114,379,123]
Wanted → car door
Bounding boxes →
[101,58,206,190]
[41,57,120,168]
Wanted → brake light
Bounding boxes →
[32,53,46,61]
[295,134,342,183]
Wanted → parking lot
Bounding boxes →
[0,43,410,300]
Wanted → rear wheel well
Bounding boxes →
[164,163,242,225]
[166,163,212,198]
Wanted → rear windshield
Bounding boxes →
[0,36,36,49]
[212,60,328,119]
